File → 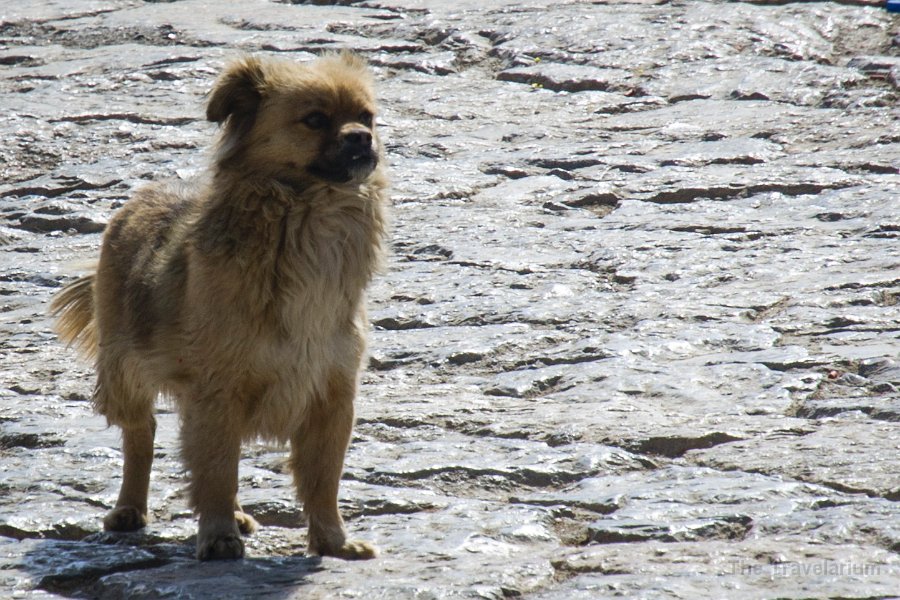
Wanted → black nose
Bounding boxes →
[343,128,372,148]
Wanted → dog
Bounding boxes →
[50,51,388,561]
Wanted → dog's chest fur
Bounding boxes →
[175,179,386,438]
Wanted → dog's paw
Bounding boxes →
[103,506,147,532]
[197,532,245,561]
[235,510,259,535]
[333,539,378,560]
[311,538,378,561]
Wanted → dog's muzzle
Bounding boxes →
[309,128,378,184]
[341,128,378,176]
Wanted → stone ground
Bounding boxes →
[1,0,899,598]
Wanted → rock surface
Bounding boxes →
[1,0,899,598]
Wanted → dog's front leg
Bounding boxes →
[181,402,244,560]
[290,372,376,560]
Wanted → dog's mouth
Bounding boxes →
[347,150,377,170]
[308,148,378,184]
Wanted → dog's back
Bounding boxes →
[51,180,200,364]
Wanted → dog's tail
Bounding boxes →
[50,274,98,359]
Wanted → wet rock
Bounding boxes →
[848,55,900,88]
[0,176,121,201]
[586,514,753,544]
[647,137,784,167]
[349,433,648,492]
[794,359,900,421]
[2,0,899,597]
[239,500,304,529]
[498,63,634,93]
[859,357,900,385]
[627,164,860,204]
[372,51,459,75]
[0,507,98,543]
[95,555,323,599]
[560,188,620,217]
[544,541,900,600]
[15,214,107,235]
[689,423,900,500]
[796,396,900,422]
[0,431,65,450]
[0,538,165,597]
[626,432,744,458]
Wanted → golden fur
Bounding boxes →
[50,52,388,561]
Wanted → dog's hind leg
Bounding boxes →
[290,371,377,560]
[104,415,156,531]
[94,352,158,532]
[180,401,245,560]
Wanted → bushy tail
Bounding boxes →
[50,274,98,359]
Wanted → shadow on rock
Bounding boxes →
[16,534,323,599]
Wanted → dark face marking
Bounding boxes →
[306,112,379,184]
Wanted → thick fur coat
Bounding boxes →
[51,52,388,560]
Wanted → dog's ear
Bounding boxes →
[206,57,267,125]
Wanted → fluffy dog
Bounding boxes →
[51,52,388,561]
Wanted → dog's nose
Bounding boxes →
[343,128,372,148]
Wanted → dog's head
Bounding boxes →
[207,52,381,186]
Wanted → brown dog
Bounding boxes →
[50,52,388,561]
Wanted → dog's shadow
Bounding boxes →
[19,531,324,598]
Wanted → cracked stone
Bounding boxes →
[1,0,898,597]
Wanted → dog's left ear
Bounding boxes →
[206,57,267,125]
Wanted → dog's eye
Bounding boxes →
[358,111,374,127]
[301,111,330,130]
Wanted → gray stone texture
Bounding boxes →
[1,0,898,597]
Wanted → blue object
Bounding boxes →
[888,0,900,13]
